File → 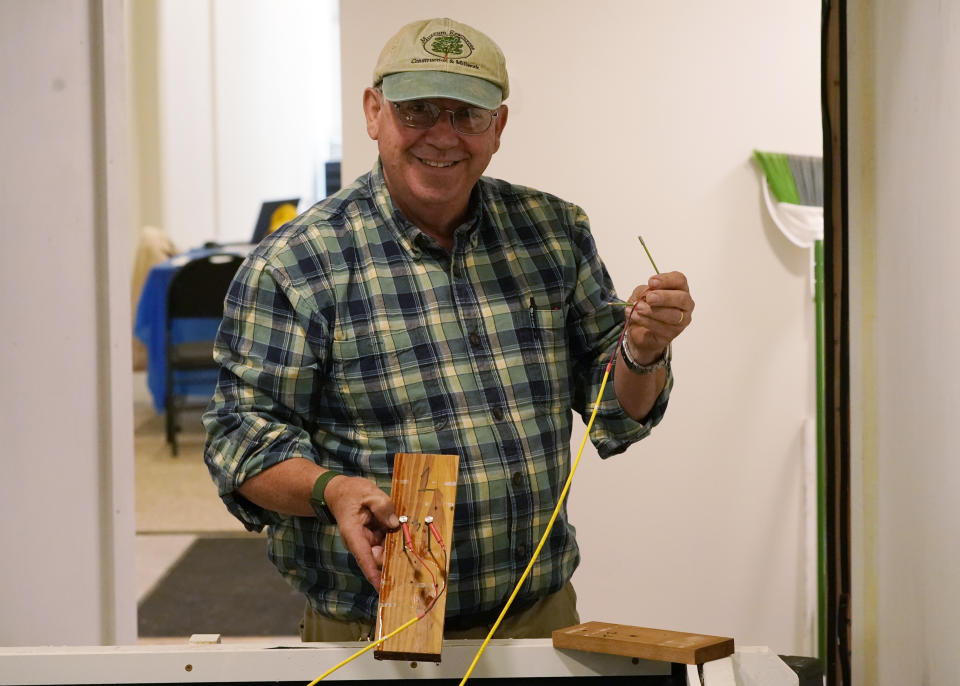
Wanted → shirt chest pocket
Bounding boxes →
[488,301,569,409]
[328,321,438,435]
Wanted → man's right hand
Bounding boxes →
[324,475,399,591]
[235,458,399,591]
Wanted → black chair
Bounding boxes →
[164,253,244,455]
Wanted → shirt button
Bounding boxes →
[453,264,463,279]
[434,416,448,430]
[492,406,504,421]
[511,471,524,487]
[469,333,482,348]
[515,545,527,561]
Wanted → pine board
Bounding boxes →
[374,453,459,663]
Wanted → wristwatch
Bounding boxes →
[309,470,341,524]
[619,340,671,375]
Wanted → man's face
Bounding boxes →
[363,88,508,226]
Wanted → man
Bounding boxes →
[203,17,693,641]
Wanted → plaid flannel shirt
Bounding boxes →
[203,160,672,623]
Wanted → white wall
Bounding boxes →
[211,0,340,242]
[850,2,960,685]
[155,0,217,248]
[0,0,135,646]
[341,1,821,655]
[151,0,339,249]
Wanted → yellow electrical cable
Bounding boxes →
[456,361,614,685]
[306,615,420,685]
[459,238,658,684]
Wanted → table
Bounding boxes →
[134,244,252,413]
[0,639,675,684]
[0,640,816,685]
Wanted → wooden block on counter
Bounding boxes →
[553,621,734,665]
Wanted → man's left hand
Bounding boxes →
[624,271,694,363]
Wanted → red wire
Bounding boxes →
[427,521,446,551]
[417,519,450,618]
[401,521,439,591]
[418,556,447,619]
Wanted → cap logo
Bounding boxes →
[417,30,476,64]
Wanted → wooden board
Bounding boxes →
[552,621,734,665]
[374,453,459,663]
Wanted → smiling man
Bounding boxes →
[204,17,694,642]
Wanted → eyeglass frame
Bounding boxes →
[377,89,500,135]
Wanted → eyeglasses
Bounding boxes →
[390,100,499,135]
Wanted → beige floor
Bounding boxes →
[133,373,240,534]
[133,372,296,642]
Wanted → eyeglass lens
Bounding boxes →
[393,101,495,134]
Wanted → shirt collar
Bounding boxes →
[367,158,483,258]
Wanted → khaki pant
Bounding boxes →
[299,582,579,642]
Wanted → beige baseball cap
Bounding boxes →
[373,17,509,110]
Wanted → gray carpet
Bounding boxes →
[138,537,304,637]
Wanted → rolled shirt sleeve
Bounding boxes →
[563,204,672,458]
[203,252,329,530]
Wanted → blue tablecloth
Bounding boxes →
[134,245,252,413]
